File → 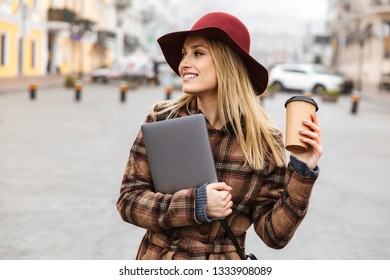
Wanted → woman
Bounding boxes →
[117,12,322,260]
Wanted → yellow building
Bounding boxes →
[47,0,116,76]
[0,0,46,78]
[0,0,116,78]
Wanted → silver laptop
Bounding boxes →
[141,114,218,194]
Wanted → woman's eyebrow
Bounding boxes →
[182,44,208,50]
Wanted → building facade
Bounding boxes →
[0,0,47,77]
[46,0,118,76]
[0,0,149,79]
[327,0,390,89]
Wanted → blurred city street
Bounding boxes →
[1,82,389,260]
[2,0,390,271]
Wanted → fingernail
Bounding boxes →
[228,186,233,191]
[300,137,306,141]
[299,129,304,133]
[303,120,308,123]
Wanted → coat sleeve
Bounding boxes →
[251,138,318,249]
[116,114,200,232]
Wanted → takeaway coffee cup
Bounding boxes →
[284,96,319,153]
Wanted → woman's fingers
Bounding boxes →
[206,183,233,219]
[300,113,321,146]
[293,113,323,169]
[207,182,233,191]
[303,115,320,136]
[299,129,320,143]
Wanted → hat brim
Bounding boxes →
[157,28,269,95]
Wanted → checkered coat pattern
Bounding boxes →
[117,98,318,260]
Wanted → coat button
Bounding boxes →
[198,224,210,235]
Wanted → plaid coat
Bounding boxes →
[117,98,318,260]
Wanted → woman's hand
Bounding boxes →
[291,112,323,170]
[206,183,233,219]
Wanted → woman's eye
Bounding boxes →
[181,51,203,60]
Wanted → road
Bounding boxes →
[1,83,389,259]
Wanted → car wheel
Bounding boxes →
[312,84,326,94]
[271,81,283,93]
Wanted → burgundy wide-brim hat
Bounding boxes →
[157,12,268,95]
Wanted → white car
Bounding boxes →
[91,63,125,84]
[268,63,344,94]
[122,52,156,81]
[91,52,156,84]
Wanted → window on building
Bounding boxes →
[31,40,36,68]
[384,22,390,58]
[0,33,7,66]
[1,0,12,14]
[385,39,390,58]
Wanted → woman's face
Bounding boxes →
[179,35,218,96]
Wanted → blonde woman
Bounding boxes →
[117,12,322,260]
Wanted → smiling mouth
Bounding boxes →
[183,74,198,80]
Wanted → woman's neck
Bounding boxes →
[196,95,223,129]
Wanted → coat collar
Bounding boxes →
[177,96,236,135]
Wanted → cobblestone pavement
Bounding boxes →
[1,83,389,259]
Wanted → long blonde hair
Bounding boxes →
[152,38,285,170]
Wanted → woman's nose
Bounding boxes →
[180,55,190,67]
[179,57,191,72]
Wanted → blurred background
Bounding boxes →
[1,0,390,92]
[1,0,390,260]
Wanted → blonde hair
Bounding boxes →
[152,38,285,169]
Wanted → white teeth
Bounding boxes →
[184,74,197,79]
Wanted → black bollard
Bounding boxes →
[74,81,82,102]
[351,95,361,114]
[165,86,173,100]
[29,82,37,100]
[120,82,128,103]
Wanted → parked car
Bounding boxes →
[268,63,344,94]
[122,51,156,82]
[91,51,156,84]
[91,63,125,84]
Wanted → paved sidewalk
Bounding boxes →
[2,75,390,106]
[1,84,389,260]
[360,84,390,105]
[0,75,64,94]
[0,74,94,95]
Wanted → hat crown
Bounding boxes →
[157,12,268,94]
[191,12,250,53]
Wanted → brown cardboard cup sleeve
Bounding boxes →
[284,96,319,153]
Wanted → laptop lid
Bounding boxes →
[141,114,218,194]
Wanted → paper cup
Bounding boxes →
[284,96,319,153]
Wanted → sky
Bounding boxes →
[247,0,328,22]
[166,0,328,30]
[158,0,329,64]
